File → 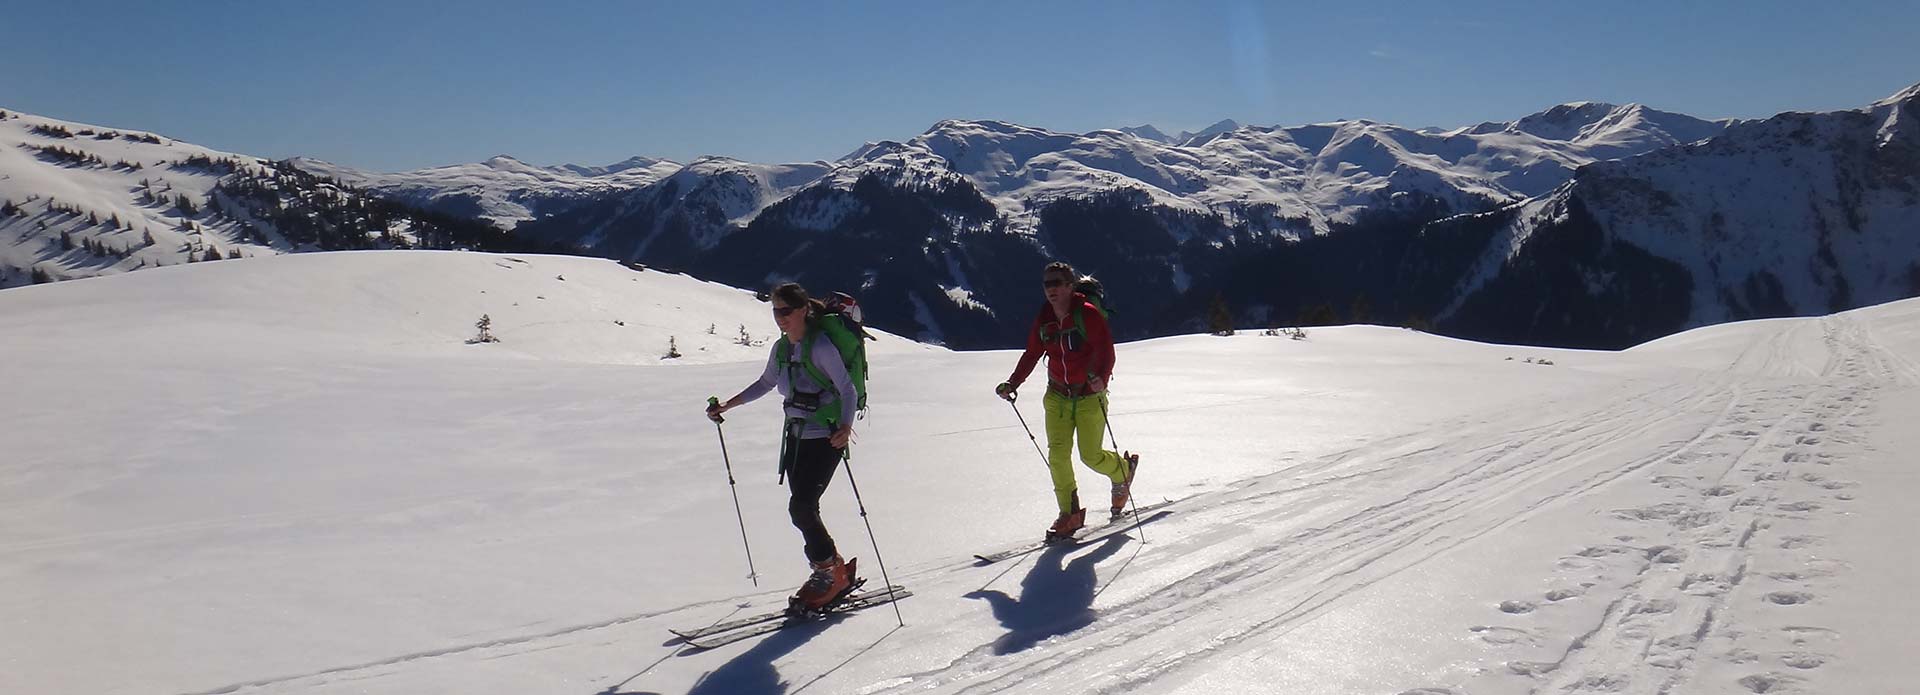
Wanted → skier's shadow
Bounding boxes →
[680,616,834,695]
[964,534,1129,655]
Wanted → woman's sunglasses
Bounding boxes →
[1043,278,1069,288]
[772,305,803,317]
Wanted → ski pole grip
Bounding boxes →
[707,396,724,423]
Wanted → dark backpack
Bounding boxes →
[1037,275,1115,353]
[774,292,872,426]
[1074,274,1113,322]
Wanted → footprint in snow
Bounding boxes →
[1705,484,1740,497]
[1777,501,1821,513]
[1781,626,1840,646]
[1781,653,1826,669]
[1396,688,1460,695]
[1545,587,1584,601]
[1632,598,1679,616]
[1469,625,1536,646]
[1738,672,1796,693]
[1646,545,1688,564]
[1576,545,1634,558]
[1499,600,1536,614]
[1764,591,1814,606]
[1653,475,1693,489]
[1505,661,1557,676]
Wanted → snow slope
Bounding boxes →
[0,109,283,287]
[1448,82,1920,336]
[3,252,1916,695]
[292,154,684,227]
[833,102,1732,238]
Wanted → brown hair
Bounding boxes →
[770,282,827,315]
[1043,261,1076,280]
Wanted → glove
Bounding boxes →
[706,396,727,423]
[994,382,1017,401]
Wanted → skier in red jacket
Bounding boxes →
[996,261,1138,540]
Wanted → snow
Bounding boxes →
[832,104,1729,239]
[1872,81,1920,108]
[291,154,685,227]
[0,110,282,287]
[3,250,1917,694]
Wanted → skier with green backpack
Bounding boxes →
[706,282,872,612]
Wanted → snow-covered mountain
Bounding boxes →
[5,249,1916,694]
[0,110,283,288]
[835,103,1730,239]
[508,98,1742,348]
[292,153,683,226]
[0,109,534,290]
[7,83,1915,351]
[511,156,836,266]
[1432,83,1920,347]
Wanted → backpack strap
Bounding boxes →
[1069,302,1098,382]
[784,330,842,428]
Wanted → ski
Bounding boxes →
[668,584,904,643]
[972,500,1176,565]
[680,585,913,650]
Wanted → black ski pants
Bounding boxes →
[782,433,841,563]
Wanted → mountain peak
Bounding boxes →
[1509,101,1625,140]
[553,156,673,177]
[1874,81,1920,108]
[1180,119,1243,144]
[1118,124,1173,143]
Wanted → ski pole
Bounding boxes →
[1095,393,1146,543]
[839,448,904,626]
[708,396,760,586]
[1003,391,1051,468]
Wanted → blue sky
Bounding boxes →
[4,1,1915,172]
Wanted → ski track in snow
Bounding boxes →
[142,312,1910,695]
[8,256,1915,695]
[795,314,1910,694]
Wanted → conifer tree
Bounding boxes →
[1207,293,1235,336]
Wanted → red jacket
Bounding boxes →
[1007,294,1114,395]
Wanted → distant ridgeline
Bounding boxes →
[0,109,567,291]
[502,87,1920,350]
[7,84,1918,350]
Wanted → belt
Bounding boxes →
[1047,379,1102,398]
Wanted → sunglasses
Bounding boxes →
[1043,278,1069,288]
[772,305,803,317]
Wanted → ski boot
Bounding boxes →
[1110,451,1140,520]
[789,555,860,615]
[1045,507,1087,544]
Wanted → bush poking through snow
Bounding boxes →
[466,314,499,344]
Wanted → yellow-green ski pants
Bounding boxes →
[1043,390,1128,514]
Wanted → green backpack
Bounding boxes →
[774,291,871,427]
